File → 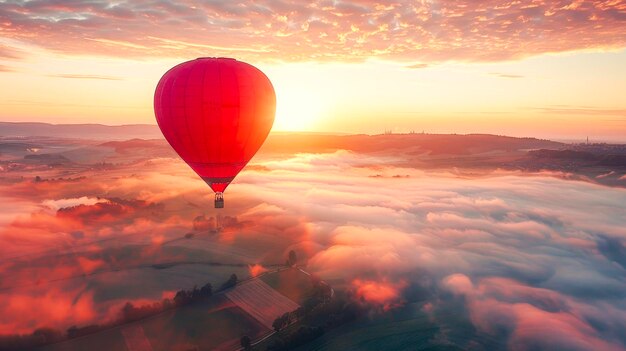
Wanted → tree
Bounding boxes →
[220,274,238,290]
[240,335,252,351]
[174,289,191,306]
[272,312,291,332]
[191,285,200,299]
[200,282,212,297]
[162,298,173,310]
[66,326,79,339]
[121,302,136,321]
[272,315,286,332]
[287,250,297,267]
[33,328,63,344]
[66,325,102,339]
[266,337,286,351]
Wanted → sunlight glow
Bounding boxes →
[1,48,625,141]
[273,86,327,132]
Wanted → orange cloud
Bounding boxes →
[0,288,97,334]
[352,279,406,310]
[0,1,624,62]
[76,257,105,274]
[248,264,268,277]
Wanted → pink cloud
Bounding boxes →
[509,303,624,351]
[443,274,626,351]
[443,273,474,295]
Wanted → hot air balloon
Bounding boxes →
[154,58,276,208]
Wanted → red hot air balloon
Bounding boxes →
[154,58,276,208]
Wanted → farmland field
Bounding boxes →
[260,268,316,304]
[37,327,129,351]
[226,278,300,329]
[120,325,152,351]
[139,295,267,351]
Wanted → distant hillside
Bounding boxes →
[260,133,564,155]
[0,122,161,140]
[1,122,564,154]
[530,148,626,167]
[89,133,563,156]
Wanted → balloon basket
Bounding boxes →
[214,192,224,209]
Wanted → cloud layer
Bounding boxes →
[233,151,626,350]
[1,150,625,349]
[1,0,625,62]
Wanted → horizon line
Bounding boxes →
[1,121,624,143]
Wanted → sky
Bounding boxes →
[0,0,625,141]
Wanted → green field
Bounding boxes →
[38,295,268,351]
[260,268,315,304]
[2,243,255,293]
[291,302,504,351]
[37,327,129,351]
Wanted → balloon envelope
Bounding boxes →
[154,58,275,194]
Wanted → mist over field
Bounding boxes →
[1,133,625,350]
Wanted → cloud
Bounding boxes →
[0,287,97,334]
[0,42,23,59]
[0,198,38,228]
[41,196,109,211]
[443,275,626,351]
[307,226,422,278]
[596,171,616,179]
[46,74,123,80]
[1,149,625,349]
[529,106,626,117]
[232,151,626,350]
[405,63,430,69]
[0,1,624,62]
[248,264,268,277]
[489,72,524,78]
[352,278,406,310]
